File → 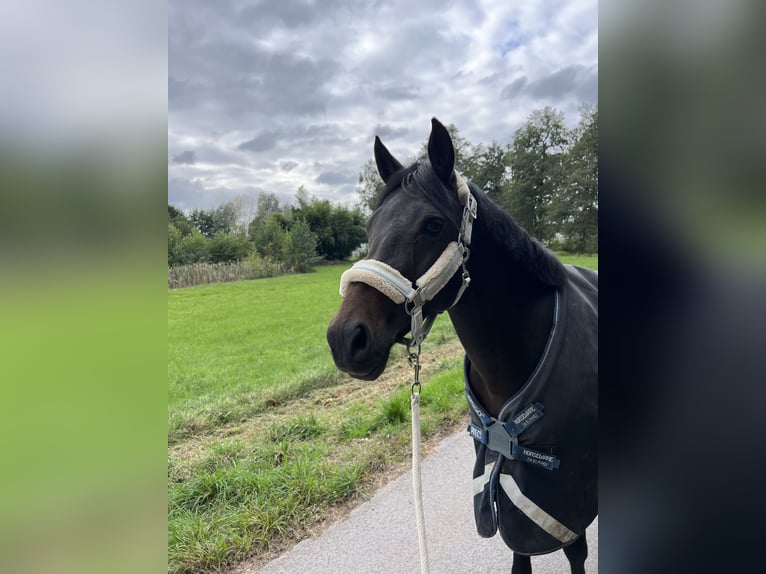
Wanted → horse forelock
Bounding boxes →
[373,160,463,226]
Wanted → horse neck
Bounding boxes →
[447,199,559,417]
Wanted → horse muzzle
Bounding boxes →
[326,283,407,381]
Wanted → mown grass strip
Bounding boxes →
[168,359,466,574]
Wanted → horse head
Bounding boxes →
[327,118,472,380]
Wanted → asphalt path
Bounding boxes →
[254,430,598,573]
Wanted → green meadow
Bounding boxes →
[556,252,598,270]
[168,265,347,443]
[168,255,597,573]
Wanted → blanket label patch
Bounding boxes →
[467,423,488,444]
[511,443,560,470]
[505,402,545,437]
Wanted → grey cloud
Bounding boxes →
[377,84,420,101]
[168,75,203,111]
[314,182,359,207]
[372,124,411,140]
[237,0,359,31]
[168,0,597,211]
[169,26,339,124]
[239,130,280,153]
[529,64,598,102]
[315,171,356,186]
[295,124,347,146]
[479,71,503,86]
[196,145,244,166]
[239,124,348,155]
[171,150,196,164]
[499,65,598,104]
[239,0,319,29]
[168,177,273,212]
[168,177,225,212]
[500,76,528,100]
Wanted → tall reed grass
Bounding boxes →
[168,257,287,289]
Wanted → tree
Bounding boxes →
[168,222,184,266]
[355,158,383,214]
[228,195,256,235]
[446,123,475,174]
[252,215,287,260]
[295,185,311,209]
[247,192,283,240]
[290,191,366,261]
[505,107,570,243]
[282,219,319,272]
[292,197,334,258]
[190,200,241,239]
[554,108,598,253]
[329,207,367,261]
[168,204,194,236]
[211,201,239,236]
[189,208,216,238]
[462,141,511,200]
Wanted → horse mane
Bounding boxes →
[468,179,567,288]
[374,160,566,288]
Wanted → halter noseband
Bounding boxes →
[339,173,477,351]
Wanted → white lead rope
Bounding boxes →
[409,348,431,574]
[411,389,430,574]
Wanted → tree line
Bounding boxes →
[357,105,598,253]
[168,188,366,272]
[168,105,597,277]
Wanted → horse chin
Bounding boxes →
[349,366,386,381]
[344,345,392,381]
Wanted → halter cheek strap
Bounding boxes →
[339,173,477,350]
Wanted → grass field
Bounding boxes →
[557,252,598,270]
[168,266,347,443]
[168,254,597,573]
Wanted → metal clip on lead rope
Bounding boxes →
[409,345,422,396]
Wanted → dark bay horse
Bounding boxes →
[327,118,598,574]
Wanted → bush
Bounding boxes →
[209,232,250,263]
[282,219,320,273]
[252,216,287,260]
[168,223,184,266]
[179,229,211,264]
[290,197,367,260]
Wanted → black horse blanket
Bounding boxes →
[466,265,598,555]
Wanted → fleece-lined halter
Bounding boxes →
[339,172,477,350]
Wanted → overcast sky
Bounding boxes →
[168,0,597,213]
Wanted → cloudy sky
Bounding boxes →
[168,0,597,212]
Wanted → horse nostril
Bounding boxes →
[349,323,369,359]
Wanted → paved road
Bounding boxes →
[254,430,598,573]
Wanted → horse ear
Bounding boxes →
[374,136,404,183]
[427,118,455,185]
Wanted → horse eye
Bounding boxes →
[423,218,444,234]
